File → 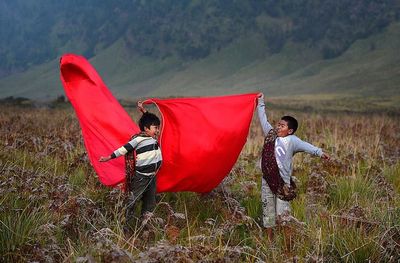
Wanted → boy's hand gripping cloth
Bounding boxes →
[60,54,257,192]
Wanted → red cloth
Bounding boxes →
[60,54,139,186]
[60,54,258,192]
[145,95,257,193]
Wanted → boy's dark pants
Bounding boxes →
[126,172,156,224]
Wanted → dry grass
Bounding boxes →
[0,103,399,262]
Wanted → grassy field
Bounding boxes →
[0,101,399,262]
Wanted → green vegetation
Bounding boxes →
[0,199,49,262]
[1,103,399,261]
[1,0,398,74]
[0,0,399,101]
[1,22,400,104]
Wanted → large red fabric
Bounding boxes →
[60,54,139,186]
[145,94,257,192]
[60,54,258,192]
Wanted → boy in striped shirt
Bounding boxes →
[100,101,162,226]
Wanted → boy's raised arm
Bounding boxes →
[257,93,273,136]
[137,101,147,114]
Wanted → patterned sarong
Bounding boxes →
[261,129,297,201]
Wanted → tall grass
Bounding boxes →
[327,173,375,209]
[326,226,381,262]
[0,104,399,261]
[0,197,49,262]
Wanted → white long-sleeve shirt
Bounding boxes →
[257,98,322,184]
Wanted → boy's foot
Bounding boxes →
[280,225,294,253]
[124,216,141,237]
[277,213,305,228]
[123,225,133,237]
[265,227,274,242]
[140,211,154,228]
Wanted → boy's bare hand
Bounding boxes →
[321,153,330,161]
[257,92,264,99]
[137,101,147,113]
[99,156,111,162]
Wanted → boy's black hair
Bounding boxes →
[139,112,160,131]
[281,116,298,134]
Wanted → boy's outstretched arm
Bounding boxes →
[257,93,273,136]
[99,102,148,163]
[99,138,140,162]
[293,137,331,161]
[99,155,112,162]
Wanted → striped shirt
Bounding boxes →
[111,135,162,175]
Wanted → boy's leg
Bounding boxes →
[276,199,291,216]
[126,172,149,225]
[276,198,291,224]
[276,198,293,252]
[262,177,277,241]
[261,177,276,228]
[141,175,156,215]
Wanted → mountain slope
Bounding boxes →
[0,22,399,102]
[1,0,398,76]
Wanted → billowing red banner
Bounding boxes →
[60,54,257,192]
[60,54,139,186]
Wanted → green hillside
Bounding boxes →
[0,22,399,107]
[1,0,399,107]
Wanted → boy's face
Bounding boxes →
[276,120,293,137]
[144,125,160,138]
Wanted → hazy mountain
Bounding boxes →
[0,0,399,100]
